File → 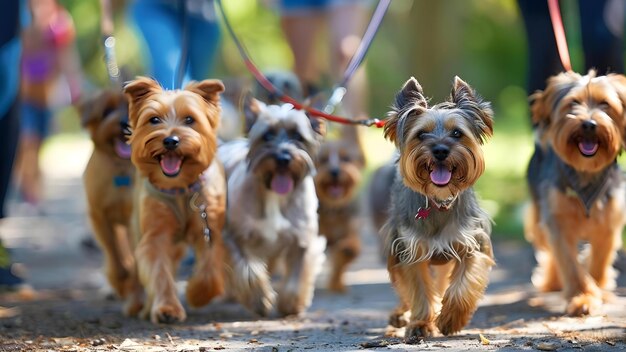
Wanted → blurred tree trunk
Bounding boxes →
[406,0,468,101]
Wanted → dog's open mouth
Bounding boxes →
[270,173,294,195]
[578,138,599,157]
[325,183,345,199]
[159,152,183,177]
[114,139,131,159]
[430,165,452,186]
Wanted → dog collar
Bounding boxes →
[151,176,205,195]
[113,174,132,187]
[415,194,458,221]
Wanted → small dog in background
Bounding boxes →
[525,70,626,316]
[218,98,326,317]
[382,77,494,338]
[124,77,227,324]
[252,69,304,106]
[79,89,135,299]
[315,125,365,292]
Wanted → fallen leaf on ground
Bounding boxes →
[479,333,490,345]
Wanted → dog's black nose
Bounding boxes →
[582,120,597,131]
[432,144,450,161]
[163,136,180,150]
[276,152,292,167]
[330,168,340,179]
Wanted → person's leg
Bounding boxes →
[15,103,46,207]
[518,0,562,94]
[186,10,220,82]
[0,101,20,219]
[129,0,181,89]
[579,0,624,74]
[328,1,369,117]
[280,0,325,97]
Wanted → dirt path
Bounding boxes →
[1,177,625,351]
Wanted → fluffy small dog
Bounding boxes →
[80,89,134,299]
[525,70,626,316]
[218,98,326,317]
[124,77,226,324]
[315,125,365,292]
[382,77,494,338]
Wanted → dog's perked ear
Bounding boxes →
[605,73,626,147]
[384,77,428,145]
[243,95,264,135]
[185,79,225,128]
[77,91,102,132]
[309,116,326,140]
[450,76,494,142]
[78,90,116,137]
[123,76,161,126]
[530,71,582,129]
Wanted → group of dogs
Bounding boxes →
[78,69,626,339]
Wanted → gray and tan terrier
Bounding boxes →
[381,76,495,339]
[218,98,327,317]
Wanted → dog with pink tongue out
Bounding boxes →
[218,98,327,317]
[382,76,495,339]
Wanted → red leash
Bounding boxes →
[215,0,385,128]
[547,0,573,72]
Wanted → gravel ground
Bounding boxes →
[1,175,625,352]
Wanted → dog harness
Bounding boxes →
[555,153,622,216]
[144,177,211,243]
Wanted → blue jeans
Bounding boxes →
[129,0,220,89]
[279,0,370,15]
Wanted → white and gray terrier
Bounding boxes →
[218,98,326,317]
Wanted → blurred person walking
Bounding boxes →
[0,0,28,292]
[279,0,372,118]
[129,0,221,89]
[14,0,82,210]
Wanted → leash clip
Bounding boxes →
[190,192,211,243]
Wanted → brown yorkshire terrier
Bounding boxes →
[382,77,494,339]
[315,125,365,292]
[525,70,626,316]
[218,98,327,317]
[123,77,227,324]
[80,89,134,299]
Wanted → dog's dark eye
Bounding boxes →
[598,101,610,111]
[102,107,115,119]
[417,131,427,140]
[292,131,304,142]
[340,154,351,162]
[149,117,161,125]
[451,129,463,138]
[184,116,194,125]
[571,99,581,107]
[263,131,275,141]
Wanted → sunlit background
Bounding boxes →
[39,0,623,242]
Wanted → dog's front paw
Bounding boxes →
[436,308,468,336]
[566,292,602,316]
[123,296,144,318]
[389,309,410,328]
[151,300,186,324]
[404,320,435,341]
[186,274,224,308]
[277,291,304,317]
[248,290,276,317]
